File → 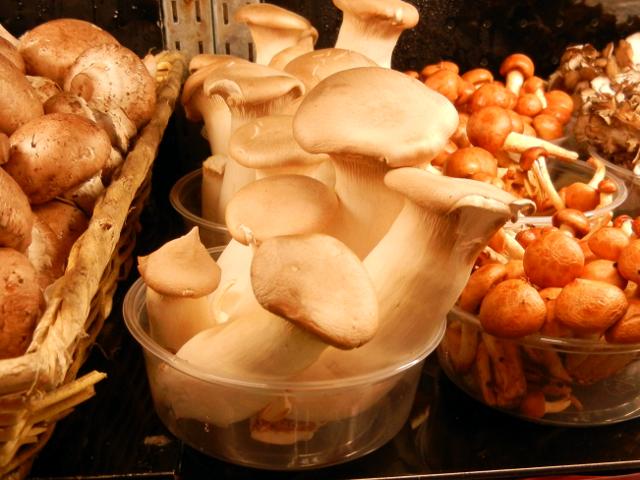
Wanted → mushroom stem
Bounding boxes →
[532,156,566,212]
[201,154,227,223]
[503,132,579,161]
[0,23,19,47]
[192,93,232,155]
[587,156,606,189]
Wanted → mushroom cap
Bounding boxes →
[555,279,628,335]
[443,146,498,179]
[293,67,458,167]
[458,262,508,313]
[283,48,377,91]
[251,233,378,349]
[551,209,590,238]
[229,115,329,170]
[478,278,546,338]
[138,227,221,298]
[466,105,513,153]
[33,200,89,259]
[0,132,9,165]
[234,3,314,32]
[499,53,535,78]
[0,55,44,136]
[0,248,43,359]
[18,18,120,85]
[64,44,156,129]
[6,113,112,204]
[605,299,640,343]
[562,182,599,212]
[27,75,62,104]
[333,0,419,29]
[617,239,640,284]
[0,36,25,72]
[523,230,585,288]
[0,166,33,252]
[225,174,338,245]
[580,259,627,290]
[588,226,630,261]
[203,62,305,114]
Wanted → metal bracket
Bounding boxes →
[159,0,258,61]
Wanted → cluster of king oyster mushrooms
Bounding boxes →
[138,0,542,444]
[0,18,157,359]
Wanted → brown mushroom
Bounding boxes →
[561,182,599,212]
[580,259,627,290]
[468,83,516,113]
[458,262,508,313]
[0,36,25,72]
[479,278,546,338]
[499,53,535,96]
[0,167,33,252]
[588,226,630,261]
[552,209,590,238]
[515,93,543,117]
[533,113,564,140]
[605,299,640,343]
[442,146,497,179]
[0,55,43,136]
[617,239,640,284]
[523,229,585,288]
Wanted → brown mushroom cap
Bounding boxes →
[64,43,156,129]
[283,48,377,91]
[0,55,43,136]
[18,18,120,85]
[293,67,459,167]
[5,113,111,204]
[0,133,9,165]
[229,115,329,171]
[0,36,25,72]
[478,278,546,338]
[551,208,590,238]
[555,279,628,335]
[605,299,640,343]
[617,239,640,284]
[0,248,43,359]
[458,262,508,313]
[251,233,378,349]
[138,227,221,298]
[0,166,33,252]
[588,226,630,261]
[33,200,89,261]
[523,230,585,288]
[225,174,338,245]
[466,105,513,154]
[499,53,535,79]
[562,182,599,212]
[443,146,497,179]
[580,259,627,290]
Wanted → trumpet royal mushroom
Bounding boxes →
[159,232,378,426]
[0,166,33,252]
[283,48,377,91]
[333,0,419,68]
[293,66,458,258]
[0,248,44,359]
[267,27,319,70]
[229,114,334,184]
[18,18,120,86]
[0,55,43,136]
[234,3,317,66]
[203,62,305,219]
[138,228,221,353]
[5,113,111,204]
[64,43,156,130]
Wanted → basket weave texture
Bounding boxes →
[0,50,187,479]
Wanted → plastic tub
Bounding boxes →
[169,169,231,247]
[123,249,438,469]
[438,306,640,426]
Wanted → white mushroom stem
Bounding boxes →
[505,71,525,96]
[0,23,18,47]
[531,156,565,212]
[192,93,232,155]
[201,154,227,223]
[503,132,579,161]
[587,156,606,189]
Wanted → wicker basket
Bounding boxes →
[0,50,187,480]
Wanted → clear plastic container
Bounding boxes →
[169,169,231,247]
[123,253,439,469]
[509,158,628,227]
[438,306,640,426]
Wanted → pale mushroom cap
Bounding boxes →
[235,3,314,32]
[64,43,156,129]
[138,227,221,298]
[203,63,305,113]
[333,0,419,28]
[251,233,379,349]
[27,75,62,104]
[0,55,44,136]
[283,48,377,91]
[229,115,329,170]
[225,174,338,245]
[0,247,43,359]
[293,67,458,167]
[5,113,111,204]
[18,18,120,85]
[0,37,25,72]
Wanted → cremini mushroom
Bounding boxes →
[5,113,111,204]
[332,0,419,68]
[523,229,585,288]
[293,66,458,258]
[0,248,44,359]
[283,48,377,91]
[234,3,317,66]
[555,279,628,335]
[0,166,33,252]
[203,62,305,219]
[18,18,120,85]
[0,55,43,136]
[479,279,546,338]
[138,228,221,353]
[0,37,24,72]
[64,43,156,130]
